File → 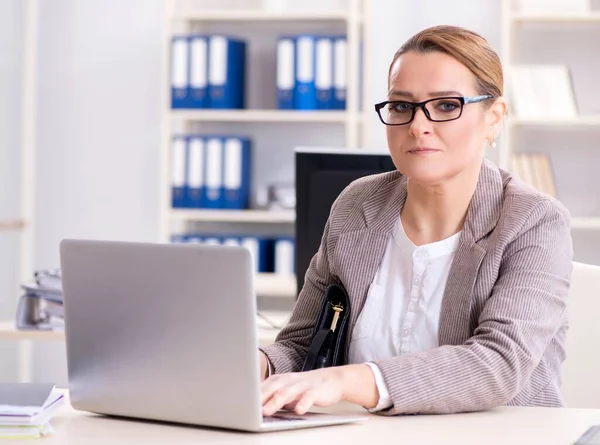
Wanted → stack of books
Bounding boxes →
[511,153,557,198]
[0,383,64,439]
[16,269,64,331]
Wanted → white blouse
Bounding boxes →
[348,219,461,411]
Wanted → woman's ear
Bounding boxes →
[485,96,508,142]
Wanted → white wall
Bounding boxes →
[32,0,165,384]
[0,0,24,382]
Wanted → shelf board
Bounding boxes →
[171,209,295,223]
[0,219,27,231]
[0,321,63,341]
[510,116,600,127]
[256,273,296,299]
[171,10,356,22]
[0,320,282,346]
[571,218,600,230]
[170,109,353,123]
[512,11,600,23]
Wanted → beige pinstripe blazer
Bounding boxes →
[260,158,573,415]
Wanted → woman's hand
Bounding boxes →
[261,364,379,416]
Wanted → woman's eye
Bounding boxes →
[437,101,459,112]
[390,102,412,113]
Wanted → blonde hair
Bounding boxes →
[390,25,503,100]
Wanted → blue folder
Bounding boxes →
[294,35,317,110]
[203,136,225,208]
[186,135,206,208]
[208,36,246,109]
[276,36,296,110]
[171,136,188,208]
[188,35,209,108]
[222,136,252,209]
[171,36,190,109]
[315,37,334,110]
[332,36,347,110]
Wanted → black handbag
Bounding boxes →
[301,283,351,371]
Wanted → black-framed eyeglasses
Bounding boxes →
[374,95,493,126]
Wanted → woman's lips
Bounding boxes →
[408,147,440,155]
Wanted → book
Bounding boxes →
[0,384,64,427]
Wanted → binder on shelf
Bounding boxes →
[204,137,224,208]
[185,235,204,244]
[171,136,187,209]
[509,65,577,120]
[332,36,347,110]
[188,35,209,108]
[223,237,241,247]
[274,238,295,275]
[203,236,221,245]
[295,35,317,110]
[276,36,296,110]
[208,36,246,109]
[170,234,187,243]
[315,37,333,110]
[241,237,270,273]
[171,36,190,109]
[186,135,206,208]
[223,137,252,210]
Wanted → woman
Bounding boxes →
[259,25,573,416]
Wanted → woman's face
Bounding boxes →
[385,50,498,185]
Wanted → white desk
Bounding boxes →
[10,394,600,445]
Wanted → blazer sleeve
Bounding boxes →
[259,198,340,374]
[371,198,573,415]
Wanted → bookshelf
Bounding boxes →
[171,109,354,123]
[160,0,367,298]
[510,115,600,127]
[501,0,600,265]
[170,10,359,22]
[512,11,600,23]
[171,209,295,223]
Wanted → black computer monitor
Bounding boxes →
[295,148,397,295]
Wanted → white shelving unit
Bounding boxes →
[170,109,354,123]
[509,115,600,127]
[572,218,600,230]
[501,0,600,264]
[171,209,295,223]
[11,0,38,383]
[170,10,357,22]
[512,11,600,23]
[160,0,368,298]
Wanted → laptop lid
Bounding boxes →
[60,239,264,431]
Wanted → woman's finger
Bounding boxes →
[262,381,310,417]
[293,389,319,415]
[260,375,285,405]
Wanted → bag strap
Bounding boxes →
[301,328,332,371]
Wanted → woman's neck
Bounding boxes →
[400,165,480,246]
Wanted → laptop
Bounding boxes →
[59,239,367,432]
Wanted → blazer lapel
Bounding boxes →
[438,158,504,345]
[334,173,407,353]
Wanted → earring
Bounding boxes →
[489,139,497,148]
